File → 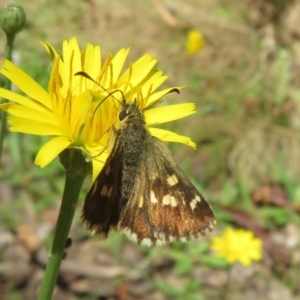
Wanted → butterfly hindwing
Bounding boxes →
[119,136,215,246]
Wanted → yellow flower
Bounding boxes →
[185,29,205,55]
[211,227,262,266]
[0,37,197,181]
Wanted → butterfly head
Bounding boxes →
[118,99,144,127]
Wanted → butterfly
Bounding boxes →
[82,91,215,246]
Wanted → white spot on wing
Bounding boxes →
[162,195,177,207]
[162,194,170,205]
[156,239,167,246]
[168,235,176,242]
[122,228,131,237]
[130,233,138,243]
[138,195,144,208]
[150,190,158,203]
[141,238,152,246]
[122,228,138,243]
[158,232,166,240]
[190,195,201,210]
[180,237,187,243]
[170,196,177,207]
[167,174,178,186]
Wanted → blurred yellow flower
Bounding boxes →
[211,227,262,266]
[185,29,204,55]
[0,37,197,181]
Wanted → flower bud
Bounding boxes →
[0,5,26,35]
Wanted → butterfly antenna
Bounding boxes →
[75,71,126,115]
[141,87,180,112]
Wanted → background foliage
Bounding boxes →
[1,0,300,299]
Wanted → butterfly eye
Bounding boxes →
[119,109,128,121]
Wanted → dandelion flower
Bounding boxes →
[0,37,197,180]
[185,29,204,55]
[211,227,262,266]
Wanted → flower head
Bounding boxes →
[0,37,197,180]
[211,227,262,266]
[185,29,204,55]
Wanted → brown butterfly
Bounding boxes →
[82,90,215,246]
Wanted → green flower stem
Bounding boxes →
[38,172,86,300]
[0,32,14,161]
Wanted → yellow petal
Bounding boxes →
[139,71,168,99]
[41,41,60,60]
[62,37,81,74]
[0,89,51,114]
[111,48,130,84]
[119,53,158,88]
[0,60,51,109]
[240,257,251,266]
[84,43,101,80]
[149,127,196,148]
[86,145,110,182]
[4,102,57,124]
[7,117,65,135]
[145,103,196,125]
[66,90,91,138]
[91,151,109,182]
[35,137,73,167]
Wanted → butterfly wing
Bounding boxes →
[119,136,215,246]
[82,134,124,237]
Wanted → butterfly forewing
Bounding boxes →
[119,137,215,246]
